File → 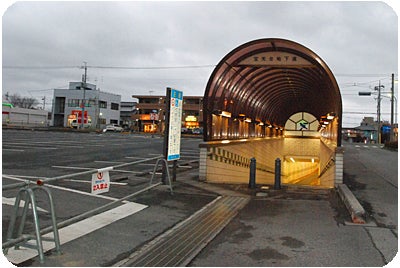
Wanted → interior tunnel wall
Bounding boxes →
[199,137,338,187]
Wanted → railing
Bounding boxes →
[2,155,172,263]
[319,152,336,178]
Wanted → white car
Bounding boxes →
[104,124,123,132]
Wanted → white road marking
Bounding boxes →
[2,197,48,212]
[4,202,147,264]
[2,148,25,152]
[94,160,127,164]
[3,144,58,150]
[113,169,142,174]
[52,166,95,170]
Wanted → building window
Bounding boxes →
[111,103,119,110]
[88,99,96,107]
[68,99,80,107]
[99,101,107,108]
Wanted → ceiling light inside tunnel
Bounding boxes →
[327,113,336,120]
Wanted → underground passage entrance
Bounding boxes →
[199,38,343,188]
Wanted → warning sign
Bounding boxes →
[91,167,112,194]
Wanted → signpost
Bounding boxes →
[163,88,183,182]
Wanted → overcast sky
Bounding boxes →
[2,1,398,127]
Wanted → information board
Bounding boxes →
[167,89,183,161]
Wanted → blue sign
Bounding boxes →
[167,89,183,161]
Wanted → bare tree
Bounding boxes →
[8,93,39,109]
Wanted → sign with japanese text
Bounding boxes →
[167,89,183,161]
[238,51,313,67]
[91,168,111,194]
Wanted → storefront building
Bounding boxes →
[132,95,203,133]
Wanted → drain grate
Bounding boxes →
[116,195,249,267]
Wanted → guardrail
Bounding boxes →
[2,155,172,263]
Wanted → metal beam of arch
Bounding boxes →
[203,38,342,145]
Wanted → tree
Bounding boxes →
[8,93,39,109]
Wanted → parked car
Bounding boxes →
[181,128,192,134]
[103,124,123,132]
[192,128,203,134]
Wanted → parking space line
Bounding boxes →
[52,166,95,170]
[113,169,142,174]
[2,197,48,212]
[5,202,148,264]
[2,148,25,152]
[94,160,127,164]
[3,143,58,150]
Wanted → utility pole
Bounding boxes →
[42,96,46,110]
[80,62,87,129]
[390,73,395,142]
[375,81,384,144]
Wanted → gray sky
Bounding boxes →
[2,1,398,127]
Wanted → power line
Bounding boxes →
[87,65,216,70]
[3,66,80,69]
[3,64,216,70]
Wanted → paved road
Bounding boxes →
[342,142,398,230]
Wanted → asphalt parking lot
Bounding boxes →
[2,129,205,263]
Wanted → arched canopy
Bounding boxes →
[203,38,342,144]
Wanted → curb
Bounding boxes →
[337,184,366,224]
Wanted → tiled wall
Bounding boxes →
[199,137,340,187]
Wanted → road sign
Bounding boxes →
[166,88,183,161]
[91,167,112,194]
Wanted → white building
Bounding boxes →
[2,104,49,127]
[52,82,121,129]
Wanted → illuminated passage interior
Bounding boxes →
[200,38,343,187]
